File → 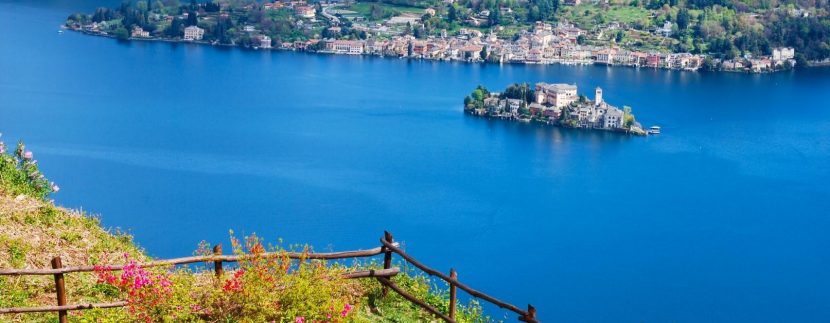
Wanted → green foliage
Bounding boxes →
[0,277,32,308]
[4,238,30,268]
[0,140,56,201]
[70,233,491,322]
[500,83,536,104]
[623,105,635,128]
[359,265,490,323]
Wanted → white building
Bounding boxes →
[131,26,150,38]
[260,36,272,49]
[535,83,578,108]
[183,25,204,41]
[772,47,795,61]
[325,40,364,54]
[295,6,315,19]
[603,107,624,129]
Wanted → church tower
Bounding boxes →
[595,87,603,105]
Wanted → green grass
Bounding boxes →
[561,4,652,29]
[346,2,426,21]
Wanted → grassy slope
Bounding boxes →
[0,187,144,321]
[0,147,489,322]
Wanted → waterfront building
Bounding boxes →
[259,35,272,49]
[773,47,795,61]
[603,107,624,129]
[506,99,522,114]
[535,83,578,108]
[183,25,204,41]
[131,26,149,38]
[325,40,364,54]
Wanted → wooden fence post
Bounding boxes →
[526,304,537,322]
[50,257,67,323]
[449,268,457,320]
[382,231,394,297]
[213,244,223,279]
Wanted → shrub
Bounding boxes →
[0,136,58,200]
[87,233,362,322]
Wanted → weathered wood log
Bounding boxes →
[0,302,127,314]
[341,267,400,279]
[51,257,67,323]
[213,244,223,279]
[376,277,455,323]
[449,268,457,320]
[0,244,398,276]
[379,238,533,320]
[382,231,394,297]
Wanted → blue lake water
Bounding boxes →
[2,1,830,322]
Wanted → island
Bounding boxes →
[63,0,830,73]
[464,83,651,135]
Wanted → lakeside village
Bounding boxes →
[64,1,798,73]
[464,82,658,136]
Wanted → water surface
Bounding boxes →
[1,1,830,322]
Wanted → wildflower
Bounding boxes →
[295,316,305,323]
[23,150,33,160]
[341,303,354,317]
[223,269,244,292]
[50,182,60,192]
[0,143,5,154]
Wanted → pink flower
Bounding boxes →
[341,303,354,317]
[295,316,305,323]
[50,182,60,192]
[23,150,33,160]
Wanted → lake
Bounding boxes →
[1,1,829,322]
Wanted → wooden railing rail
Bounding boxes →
[0,245,394,276]
[0,231,538,322]
[0,302,128,315]
[380,232,538,323]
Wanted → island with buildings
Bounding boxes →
[62,0,815,74]
[465,83,650,135]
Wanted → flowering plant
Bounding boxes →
[94,253,173,322]
[0,136,58,200]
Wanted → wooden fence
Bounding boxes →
[0,231,538,322]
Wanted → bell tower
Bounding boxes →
[595,87,603,105]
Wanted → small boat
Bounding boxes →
[58,30,64,34]
[648,126,661,134]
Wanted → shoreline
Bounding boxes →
[66,27,800,74]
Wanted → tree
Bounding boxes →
[113,25,130,40]
[166,17,184,37]
[480,47,488,60]
[623,106,635,128]
[615,30,624,43]
[677,8,690,30]
[448,5,458,23]
[186,9,198,26]
[577,34,586,45]
[488,9,500,26]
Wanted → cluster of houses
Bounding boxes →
[472,83,631,131]
[68,0,798,73]
[718,47,797,72]
[291,22,712,71]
